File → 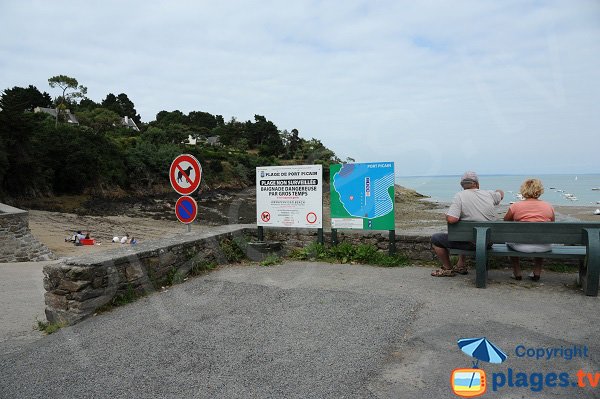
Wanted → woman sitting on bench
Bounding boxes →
[504,178,555,281]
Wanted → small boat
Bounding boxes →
[595,209,600,215]
[592,188,600,191]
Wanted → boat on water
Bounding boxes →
[592,188,600,191]
[595,209,600,215]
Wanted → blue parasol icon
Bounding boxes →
[458,337,507,367]
[457,337,507,390]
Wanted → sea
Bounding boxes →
[396,174,600,206]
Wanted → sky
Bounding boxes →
[1,1,599,176]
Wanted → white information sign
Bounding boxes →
[256,165,323,228]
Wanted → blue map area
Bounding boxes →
[333,163,395,219]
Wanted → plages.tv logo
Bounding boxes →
[451,337,508,397]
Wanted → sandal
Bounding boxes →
[511,275,522,281]
[431,268,456,277]
[453,266,469,275]
[529,275,540,282]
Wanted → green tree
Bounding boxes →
[102,93,141,124]
[0,85,52,113]
[77,108,122,134]
[48,75,87,126]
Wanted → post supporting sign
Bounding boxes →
[170,154,202,229]
[256,165,323,229]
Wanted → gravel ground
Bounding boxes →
[0,264,418,399]
[2,262,599,398]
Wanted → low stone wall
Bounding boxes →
[43,226,437,325]
[43,225,252,325]
[0,204,54,262]
[47,225,571,325]
[257,228,436,261]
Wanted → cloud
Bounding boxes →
[1,0,599,175]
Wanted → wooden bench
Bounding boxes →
[447,221,600,296]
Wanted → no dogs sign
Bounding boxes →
[170,154,202,195]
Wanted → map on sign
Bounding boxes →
[330,162,395,230]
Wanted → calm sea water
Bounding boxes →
[396,174,600,206]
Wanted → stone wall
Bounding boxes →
[43,225,252,325]
[0,204,54,262]
[48,225,569,326]
[43,226,436,325]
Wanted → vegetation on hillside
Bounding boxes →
[0,76,340,199]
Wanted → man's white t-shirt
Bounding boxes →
[447,189,502,221]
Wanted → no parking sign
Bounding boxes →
[175,196,198,224]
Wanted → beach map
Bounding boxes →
[330,162,395,230]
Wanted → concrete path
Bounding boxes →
[0,261,59,355]
[1,262,599,398]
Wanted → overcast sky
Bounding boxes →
[1,1,599,176]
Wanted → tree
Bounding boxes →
[77,108,122,134]
[102,93,141,124]
[0,85,52,113]
[48,75,87,126]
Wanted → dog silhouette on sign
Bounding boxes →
[177,166,194,183]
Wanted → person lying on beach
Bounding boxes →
[504,178,555,281]
[431,171,504,277]
[74,231,86,246]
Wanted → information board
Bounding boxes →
[330,162,395,230]
[256,165,323,228]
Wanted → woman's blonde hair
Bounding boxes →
[520,178,544,199]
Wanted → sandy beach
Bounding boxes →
[23,187,600,259]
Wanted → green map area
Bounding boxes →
[330,162,395,230]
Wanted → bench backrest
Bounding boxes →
[448,221,600,245]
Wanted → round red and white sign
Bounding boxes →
[306,212,317,224]
[261,211,271,222]
[169,154,202,195]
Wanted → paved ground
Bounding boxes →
[0,261,59,355]
[1,261,599,398]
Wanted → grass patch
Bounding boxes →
[260,254,282,267]
[190,260,218,276]
[289,242,408,267]
[97,284,146,313]
[219,237,247,262]
[545,263,578,273]
[36,319,66,334]
[166,267,186,285]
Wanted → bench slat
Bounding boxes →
[450,244,586,258]
[448,222,600,244]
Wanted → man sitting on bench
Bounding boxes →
[431,171,504,277]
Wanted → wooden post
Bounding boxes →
[389,229,396,256]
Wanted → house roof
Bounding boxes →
[34,107,79,124]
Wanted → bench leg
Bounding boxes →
[583,228,600,296]
[475,227,490,288]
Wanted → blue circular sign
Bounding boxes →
[175,196,198,224]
